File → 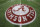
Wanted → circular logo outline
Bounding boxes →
[5,4,36,25]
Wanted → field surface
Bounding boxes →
[0,0,40,27]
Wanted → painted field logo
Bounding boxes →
[5,4,36,27]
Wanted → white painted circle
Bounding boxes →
[12,5,29,15]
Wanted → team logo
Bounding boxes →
[5,4,36,27]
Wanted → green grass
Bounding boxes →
[0,0,9,4]
[0,0,40,27]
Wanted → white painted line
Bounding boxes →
[20,0,21,4]
[20,24,22,27]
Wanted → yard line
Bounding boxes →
[20,24,22,27]
[20,0,21,4]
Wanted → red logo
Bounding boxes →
[5,4,36,25]
[13,5,26,11]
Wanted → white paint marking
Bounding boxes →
[20,24,22,27]
[10,14,13,19]
[20,0,21,4]
[18,16,21,22]
[31,14,34,16]
[13,18,17,21]
[22,16,27,21]
[13,16,17,21]
[29,16,32,18]
[27,13,32,18]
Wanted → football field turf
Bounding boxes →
[0,0,40,27]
